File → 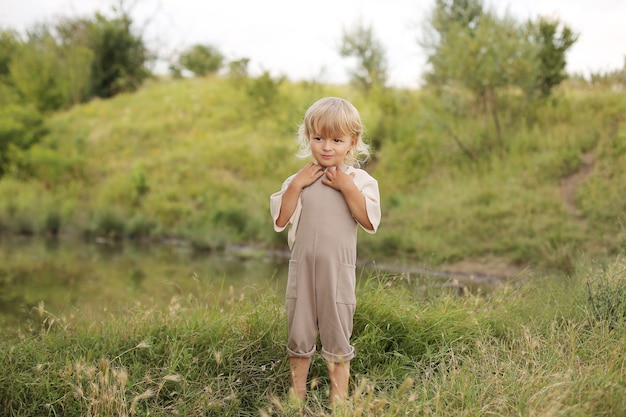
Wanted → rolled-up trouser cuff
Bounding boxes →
[287,344,316,359]
[321,345,355,363]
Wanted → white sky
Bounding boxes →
[1,0,625,88]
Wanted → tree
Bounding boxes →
[424,2,538,144]
[423,0,576,100]
[246,71,285,114]
[228,58,250,82]
[533,17,578,97]
[56,9,150,98]
[178,44,224,77]
[0,29,23,106]
[0,104,46,177]
[421,0,576,149]
[339,20,388,93]
[9,31,66,112]
[0,29,20,80]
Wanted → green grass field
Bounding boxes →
[1,76,624,274]
[1,255,625,416]
[1,76,625,415]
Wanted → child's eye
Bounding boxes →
[313,137,322,142]
[334,138,343,143]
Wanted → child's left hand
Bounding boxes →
[322,166,355,191]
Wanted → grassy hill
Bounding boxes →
[1,76,625,275]
[1,76,625,416]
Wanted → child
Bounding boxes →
[270,97,381,403]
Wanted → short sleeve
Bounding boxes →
[351,168,381,234]
[269,174,301,249]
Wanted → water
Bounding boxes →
[0,236,292,331]
[0,236,503,333]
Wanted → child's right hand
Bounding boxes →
[274,163,325,228]
[291,162,326,190]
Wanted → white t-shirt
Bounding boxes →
[270,165,381,249]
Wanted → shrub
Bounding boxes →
[178,44,224,77]
[585,256,626,329]
[0,104,46,177]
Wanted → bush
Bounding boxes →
[178,44,224,77]
[0,104,46,177]
[585,255,626,329]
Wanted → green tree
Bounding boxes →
[339,20,388,93]
[246,71,284,114]
[8,24,94,111]
[421,0,580,149]
[587,58,626,88]
[0,29,22,106]
[0,29,20,80]
[431,0,484,36]
[179,44,224,77]
[532,17,578,97]
[0,104,46,177]
[228,57,250,82]
[424,2,538,145]
[56,10,150,98]
[9,32,65,112]
[423,0,576,101]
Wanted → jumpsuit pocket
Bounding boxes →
[286,260,298,299]
[336,263,356,305]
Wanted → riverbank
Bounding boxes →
[0,234,517,336]
[1,253,624,416]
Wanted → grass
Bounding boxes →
[0,76,624,274]
[1,75,626,414]
[1,255,625,416]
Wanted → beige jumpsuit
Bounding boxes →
[285,172,358,363]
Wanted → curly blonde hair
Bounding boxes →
[295,97,371,167]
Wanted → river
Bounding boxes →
[0,236,292,331]
[0,236,502,333]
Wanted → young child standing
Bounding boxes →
[270,97,381,403]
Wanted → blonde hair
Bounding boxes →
[295,97,371,167]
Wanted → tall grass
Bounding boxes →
[2,255,625,416]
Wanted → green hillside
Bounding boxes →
[1,76,625,274]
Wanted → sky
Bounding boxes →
[1,0,625,88]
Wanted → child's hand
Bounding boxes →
[322,166,355,191]
[291,162,326,189]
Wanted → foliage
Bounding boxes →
[423,1,537,143]
[339,20,388,94]
[245,71,286,114]
[0,76,624,272]
[15,29,94,110]
[228,58,251,82]
[580,57,626,89]
[585,255,626,330]
[0,7,150,113]
[1,256,625,416]
[56,11,150,98]
[424,0,577,99]
[532,17,578,97]
[0,104,47,177]
[178,44,225,77]
[0,29,20,80]
[422,0,577,146]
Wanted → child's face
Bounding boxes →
[309,133,355,168]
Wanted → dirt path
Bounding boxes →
[433,150,597,286]
[559,150,595,217]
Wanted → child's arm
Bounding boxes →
[322,167,374,231]
[275,162,325,228]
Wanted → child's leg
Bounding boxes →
[289,357,311,400]
[327,360,350,402]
